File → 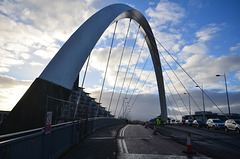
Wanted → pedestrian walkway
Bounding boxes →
[60,124,124,159]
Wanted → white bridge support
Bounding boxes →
[39,4,167,120]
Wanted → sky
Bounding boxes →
[0,0,240,121]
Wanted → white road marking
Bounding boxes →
[118,125,129,154]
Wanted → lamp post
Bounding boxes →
[196,85,205,120]
[184,93,191,117]
[216,73,231,116]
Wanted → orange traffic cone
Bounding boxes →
[153,124,157,135]
[145,123,148,128]
[183,132,196,154]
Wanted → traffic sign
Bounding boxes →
[46,112,52,134]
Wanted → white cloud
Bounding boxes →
[195,24,220,42]
[0,48,24,73]
[0,75,32,111]
[145,0,185,27]
[29,62,44,66]
[235,71,240,81]
[179,43,208,59]
[230,43,240,51]
[1,0,239,118]
[176,53,240,90]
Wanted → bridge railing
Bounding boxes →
[0,117,123,159]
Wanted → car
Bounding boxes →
[185,119,193,126]
[180,119,186,125]
[170,119,176,124]
[206,118,224,129]
[174,120,180,125]
[224,119,240,133]
[192,120,206,128]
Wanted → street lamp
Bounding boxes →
[216,73,231,116]
[184,93,191,117]
[196,85,205,120]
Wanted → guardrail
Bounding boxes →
[0,117,123,159]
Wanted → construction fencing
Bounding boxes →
[0,117,123,159]
[0,94,124,159]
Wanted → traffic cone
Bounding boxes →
[183,132,196,154]
[145,123,148,128]
[153,124,157,135]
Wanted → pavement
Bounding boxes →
[59,123,125,159]
[117,124,211,159]
[59,124,212,159]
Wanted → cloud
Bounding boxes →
[235,71,240,81]
[0,75,31,88]
[145,0,185,27]
[180,43,208,58]
[230,43,240,51]
[1,0,239,119]
[188,0,205,8]
[195,24,221,42]
[29,62,44,66]
[171,53,240,91]
[0,0,100,77]
[0,48,24,73]
[0,75,32,111]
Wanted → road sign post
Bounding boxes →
[46,111,52,134]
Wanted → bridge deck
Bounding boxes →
[60,124,125,159]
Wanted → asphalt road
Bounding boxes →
[153,124,240,159]
[117,124,210,159]
[59,123,240,159]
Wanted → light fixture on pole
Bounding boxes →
[216,73,231,116]
[196,85,205,120]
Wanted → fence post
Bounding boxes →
[42,95,48,159]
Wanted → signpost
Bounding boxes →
[46,111,52,134]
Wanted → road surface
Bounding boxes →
[117,124,210,159]
[153,124,240,159]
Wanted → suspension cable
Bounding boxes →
[125,67,154,117]
[162,65,189,113]
[137,27,227,118]
[127,54,150,103]
[159,52,196,114]
[166,96,178,120]
[113,19,133,116]
[162,66,186,115]
[81,54,91,88]
[117,25,141,118]
[107,19,131,116]
[94,21,118,117]
[125,39,146,97]
[155,39,228,118]
[163,76,183,117]
[160,51,208,118]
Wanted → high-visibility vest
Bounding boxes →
[156,118,160,125]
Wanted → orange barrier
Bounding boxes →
[145,123,148,128]
[183,132,196,154]
[153,124,157,135]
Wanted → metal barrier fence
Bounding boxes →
[0,118,123,159]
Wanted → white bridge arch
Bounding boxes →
[1,4,168,134]
[39,4,167,120]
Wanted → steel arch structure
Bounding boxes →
[39,3,167,120]
[0,4,167,134]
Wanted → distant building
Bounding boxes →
[182,111,240,122]
[48,86,114,125]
